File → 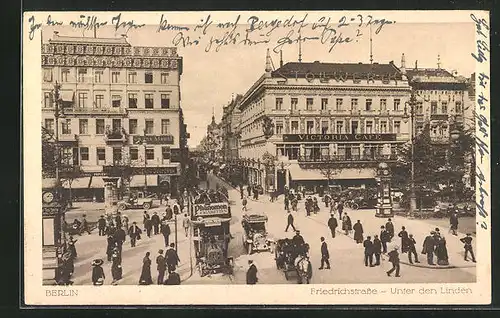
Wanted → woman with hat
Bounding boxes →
[111,247,122,284]
[139,252,153,285]
[91,259,105,286]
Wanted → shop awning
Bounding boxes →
[289,165,376,181]
[288,165,327,181]
[129,175,158,187]
[62,177,91,189]
[89,176,105,189]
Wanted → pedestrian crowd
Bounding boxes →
[56,193,190,286]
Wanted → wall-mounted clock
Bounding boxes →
[42,191,55,204]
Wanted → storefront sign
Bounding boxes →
[193,203,229,217]
[131,166,178,175]
[133,135,174,145]
[283,134,397,142]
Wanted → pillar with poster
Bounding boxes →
[375,162,394,217]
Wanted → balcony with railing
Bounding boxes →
[298,154,398,163]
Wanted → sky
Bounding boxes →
[40,15,476,148]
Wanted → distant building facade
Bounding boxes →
[41,33,185,199]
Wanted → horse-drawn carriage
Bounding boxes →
[241,214,274,255]
[191,201,233,277]
[274,238,313,284]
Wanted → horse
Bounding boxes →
[294,255,313,284]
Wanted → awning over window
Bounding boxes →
[288,165,327,181]
[130,175,158,187]
[60,91,75,102]
[62,177,91,189]
[289,165,376,181]
[89,176,105,189]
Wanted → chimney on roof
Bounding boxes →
[280,51,283,68]
[400,53,406,74]
[265,48,272,73]
[437,54,441,69]
[415,60,418,70]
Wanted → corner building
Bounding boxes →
[239,56,411,193]
[41,34,184,199]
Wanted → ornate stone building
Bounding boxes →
[403,55,471,143]
[238,51,412,193]
[41,32,186,199]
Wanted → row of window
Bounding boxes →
[44,118,171,135]
[43,68,171,85]
[275,97,402,112]
[275,143,396,160]
[273,97,463,114]
[72,146,172,163]
[272,119,402,135]
[43,91,171,109]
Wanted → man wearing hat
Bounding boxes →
[386,246,400,277]
[152,212,161,235]
[285,210,296,232]
[292,230,305,247]
[161,220,171,248]
[422,231,437,265]
[327,214,338,238]
[156,249,167,284]
[98,215,106,236]
[246,260,258,285]
[460,233,476,262]
[165,243,180,273]
[91,259,105,286]
[128,221,142,247]
[407,234,420,264]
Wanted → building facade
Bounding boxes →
[238,52,412,193]
[221,95,243,161]
[403,56,471,143]
[41,33,185,199]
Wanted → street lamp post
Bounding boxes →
[53,82,63,190]
[142,129,147,193]
[403,91,418,215]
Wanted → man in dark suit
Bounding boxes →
[97,215,106,236]
[161,221,171,248]
[127,222,142,247]
[151,212,161,235]
[318,237,330,269]
[422,231,437,265]
[460,233,476,262]
[285,211,296,232]
[385,218,394,241]
[246,260,258,284]
[113,225,126,254]
[407,234,420,264]
[380,225,390,254]
[373,235,382,265]
[327,214,338,238]
[165,243,180,273]
[387,247,401,277]
[292,230,305,246]
[363,236,374,267]
[156,249,167,285]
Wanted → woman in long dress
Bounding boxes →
[111,248,122,284]
[435,236,449,266]
[139,252,153,285]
